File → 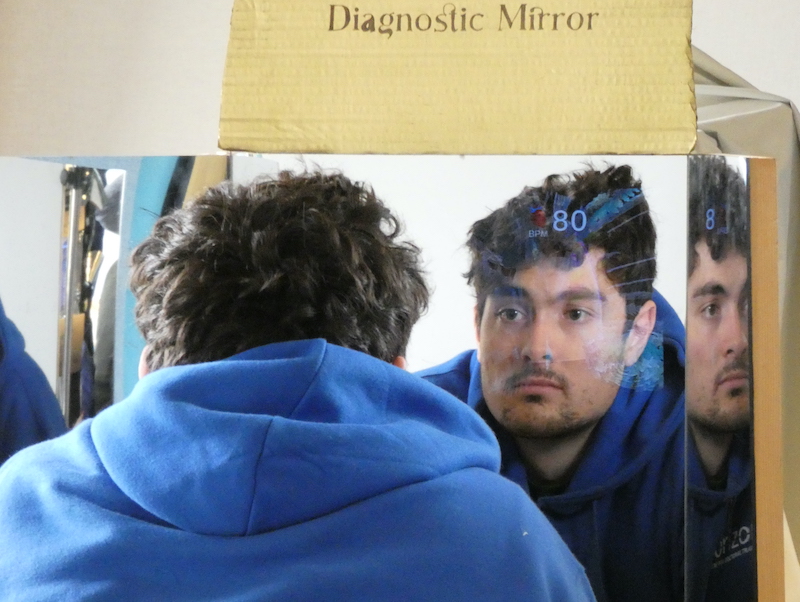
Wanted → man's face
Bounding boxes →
[477,248,646,440]
[687,242,750,432]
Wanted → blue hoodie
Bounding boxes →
[0,297,66,464]
[0,339,595,601]
[418,290,686,602]
[687,431,755,601]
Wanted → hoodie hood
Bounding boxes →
[89,339,500,535]
[0,297,65,463]
[0,337,602,601]
[688,430,752,507]
[0,297,21,367]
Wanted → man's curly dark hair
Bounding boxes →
[688,155,750,274]
[467,164,657,325]
[130,171,429,371]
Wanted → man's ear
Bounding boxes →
[391,356,407,370]
[138,346,151,379]
[623,300,657,367]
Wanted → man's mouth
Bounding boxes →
[515,377,563,390]
[715,369,749,391]
[505,371,567,395]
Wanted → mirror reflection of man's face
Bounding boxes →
[477,248,640,440]
[687,242,750,432]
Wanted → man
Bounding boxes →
[685,155,755,601]
[0,172,594,601]
[0,295,66,464]
[419,165,686,602]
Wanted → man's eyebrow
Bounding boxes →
[489,285,530,300]
[692,282,728,298]
[489,286,606,304]
[555,288,606,304]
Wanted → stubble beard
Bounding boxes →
[689,388,751,434]
[689,357,751,434]
[497,364,600,440]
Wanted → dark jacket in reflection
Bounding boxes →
[418,290,686,602]
[687,432,755,602]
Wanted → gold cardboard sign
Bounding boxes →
[219,0,695,154]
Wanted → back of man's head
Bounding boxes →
[131,171,429,371]
[688,156,749,273]
[466,164,657,324]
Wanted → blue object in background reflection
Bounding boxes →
[0,296,66,464]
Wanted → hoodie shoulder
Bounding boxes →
[416,350,476,402]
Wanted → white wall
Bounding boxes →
[0,158,64,390]
[693,0,800,109]
[0,1,233,156]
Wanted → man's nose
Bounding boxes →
[519,316,556,364]
[721,307,749,358]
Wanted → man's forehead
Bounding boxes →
[518,247,607,278]
[689,242,748,293]
[491,250,618,301]
[693,240,746,262]
[691,242,747,277]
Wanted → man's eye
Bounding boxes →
[701,303,720,318]
[739,299,750,319]
[497,308,524,322]
[565,308,588,322]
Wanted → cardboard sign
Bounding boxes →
[219,0,695,154]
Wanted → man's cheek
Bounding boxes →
[481,344,513,364]
[583,337,625,385]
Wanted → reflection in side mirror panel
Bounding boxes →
[58,165,124,426]
[686,155,756,601]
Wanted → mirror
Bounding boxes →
[0,153,762,601]
[241,153,690,601]
[686,155,756,601]
[57,164,123,425]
